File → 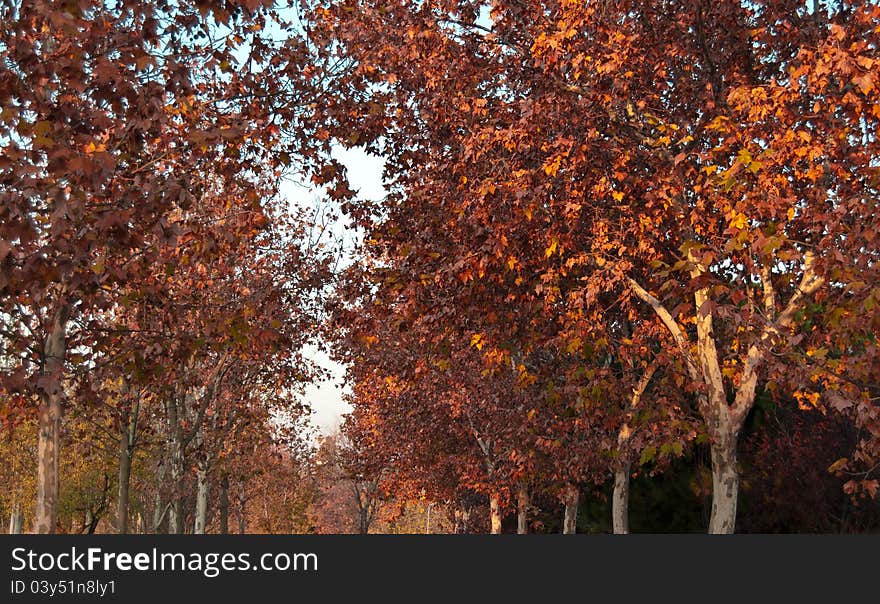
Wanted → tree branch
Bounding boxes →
[627,277,700,381]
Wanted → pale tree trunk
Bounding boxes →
[194,470,208,534]
[612,362,657,534]
[628,250,823,535]
[219,474,229,535]
[489,494,502,534]
[612,464,631,535]
[563,485,579,534]
[117,398,138,534]
[237,487,246,534]
[8,501,23,534]
[454,506,470,534]
[516,482,529,534]
[425,502,434,534]
[166,397,185,534]
[35,306,69,534]
[193,426,208,534]
[707,408,741,534]
[151,461,165,534]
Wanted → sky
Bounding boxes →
[286,146,386,435]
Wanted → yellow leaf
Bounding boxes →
[470,333,483,350]
[543,155,562,177]
[729,213,748,230]
[612,190,624,202]
[545,238,558,258]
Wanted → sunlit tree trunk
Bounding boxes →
[194,471,208,534]
[489,494,502,534]
[628,251,823,534]
[562,485,579,534]
[35,306,69,534]
[8,501,23,534]
[707,408,741,534]
[516,482,529,534]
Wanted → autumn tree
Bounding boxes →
[308,0,880,533]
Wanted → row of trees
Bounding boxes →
[0,1,338,533]
[3,0,880,534]
[320,0,880,533]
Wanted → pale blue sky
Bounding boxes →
[287,146,385,434]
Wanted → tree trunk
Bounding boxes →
[359,507,369,534]
[454,506,470,534]
[516,482,529,534]
[612,463,631,534]
[151,460,165,534]
[563,485,579,534]
[117,430,132,534]
[489,494,502,534]
[35,306,68,534]
[117,398,138,534]
[194,466,208,534]
[237,488,246,534]
[613,360,656,535]
[166,398,185,534]
[708,420,739,534]
[219,474,229,535]
[8,501,23,534]
[193,422,208,535]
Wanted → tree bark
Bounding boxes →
[151,460,165,534]
[358,507,369,534]
[562,485,579,534]
[454,506,470,534]
[35,306,69,534]
[612,463,631,534]
[193,423,208,534]
[166,397,185,534]
[117,428,132,534]
[117,398,138,534]
[194,467,208,534]
[8,501,23,534]
[612,362,657,534]
[489,494,502,534]
[707,413,739,534]
[516,482,529,534]
[219,474,229,534]
[237,487,246,534]
[629,250,823,535]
